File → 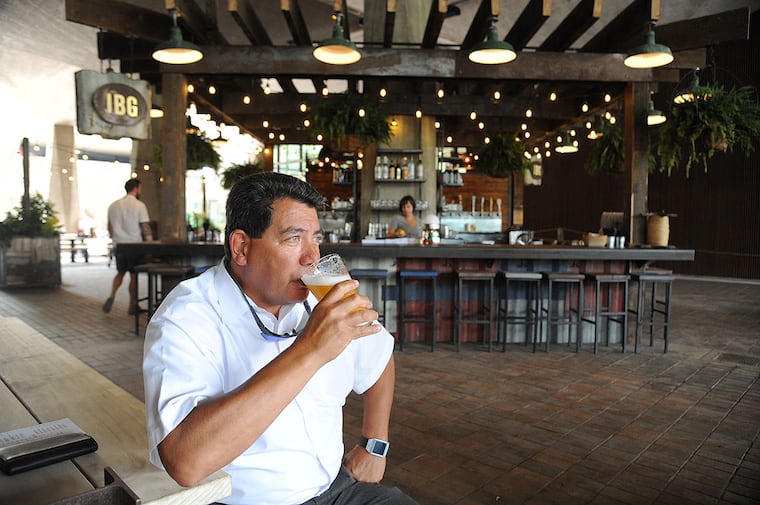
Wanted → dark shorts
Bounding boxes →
[115,254,147,274]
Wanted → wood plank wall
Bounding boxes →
[524,11,760,279]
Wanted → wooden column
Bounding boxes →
[160,73,187,242]
[624,82,650,246]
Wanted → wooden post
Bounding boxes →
[624,82,650,246]
[160,72,187,242]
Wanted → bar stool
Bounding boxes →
[496,271,542,351]
[454,271,496,352]
[629,269,674,353]
[133,263,195,335]
[540,272,585,352]
[583,273,630,353]
[397,270,438,351]
[349,269,388,325]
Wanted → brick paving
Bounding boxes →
[0,256,758,505]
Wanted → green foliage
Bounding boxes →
[311,94,392,147]
[655,84,760,176]
[585,123,624,175]
[153,133,221,171]
[0,193,61,246]
[220,159,265,190]
[475,132,531,178]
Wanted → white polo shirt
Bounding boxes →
[107,194,149,244]
[143,261,394,505]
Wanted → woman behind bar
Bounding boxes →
[387,195,421,239]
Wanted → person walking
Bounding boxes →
[102,178,153,315]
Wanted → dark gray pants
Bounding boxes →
[299,466,418,505]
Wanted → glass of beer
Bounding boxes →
[301,253,355,301]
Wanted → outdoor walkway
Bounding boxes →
[0,255,758,505]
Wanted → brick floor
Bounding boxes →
[0,256,758,504]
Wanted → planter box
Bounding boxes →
[0,237,61,288]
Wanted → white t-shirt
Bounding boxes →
[143,261,394,505]
[107,194,149,244]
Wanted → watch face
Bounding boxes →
[369,439,388,456]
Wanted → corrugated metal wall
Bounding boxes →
[524,10,760,279]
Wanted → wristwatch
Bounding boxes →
[359,436,390,457]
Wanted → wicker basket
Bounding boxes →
[647,215,670,247]
[583,232,608,247]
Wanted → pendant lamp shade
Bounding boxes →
[152,10,203,64]
[624,29,673,69]
[468,24,517,65]
[313,14,361,65]
[647,99,666,126]
[555,132,579,153]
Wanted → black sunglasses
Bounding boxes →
[229,266,312,341]
[247,299,311,342]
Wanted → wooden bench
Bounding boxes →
[0,316,231,505]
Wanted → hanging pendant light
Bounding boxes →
[624,24,673,69]
[555,131,579,154]
[673,69,708,104]
[313,13,361,65]
[647,97,666,126]
[468,17,517,65]
[152,9,204,65]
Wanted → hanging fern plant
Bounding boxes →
[311,94,392,148]
[585,122,624,175]
[474,132,530,178]
[654,83,760,176]
[220,159,265,189]
[153,133,221,171]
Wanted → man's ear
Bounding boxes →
[228,230,250,266]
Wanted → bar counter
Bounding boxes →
[320,242,695,263]
[116,240,694,264]
[116,240,694,347]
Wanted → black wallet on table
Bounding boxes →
[0,419,98,475]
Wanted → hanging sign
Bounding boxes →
[75,70,151,140]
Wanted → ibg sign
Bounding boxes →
[75,70,151,140]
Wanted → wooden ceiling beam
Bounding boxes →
[421,0,447,49]
[177,46,672,83]
[505,0,551,50]
[281,0,311,46]
[228,0,272,46]
[383,0,397,49]
[540,0,603,51]
[168,0,227,45]
[65,0,170,42]
[656,7,751,52]
[221,90,578,119]
[581,0,654,53]
[461,0,500,50]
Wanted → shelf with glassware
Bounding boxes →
[367,149,429,238]
[373,149,425,182]
[307,152,360,242]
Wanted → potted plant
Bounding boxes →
[311,94,392,151]
[0,193,62,288]
[584,122,624,175]
[654,83,760,176]
[474,132,530,178]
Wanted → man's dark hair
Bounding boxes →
[398,195,416,213]
[125,179,141,193]
[224,172,325,259]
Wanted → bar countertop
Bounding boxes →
[320,243,695,262]
[115,241,694,263]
